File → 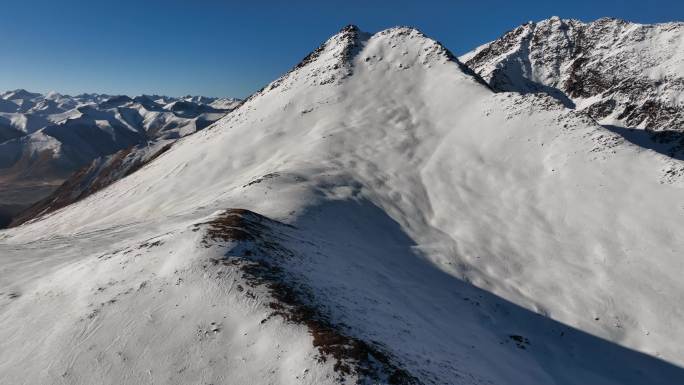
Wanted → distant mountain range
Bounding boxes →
[0,90,240,226]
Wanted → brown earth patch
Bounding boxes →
[199,209,420,385]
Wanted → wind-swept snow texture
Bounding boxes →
[2,25,684,384]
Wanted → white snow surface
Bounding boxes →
[1,26,684,384]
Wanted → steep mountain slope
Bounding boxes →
[9,140,175,227]
[0,91,239,226]
[461,17,684,135]
[1,25,684,384]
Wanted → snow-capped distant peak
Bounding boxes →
[2,89,41,101]
[44,91,63,100]
[254,24,486,101]
[0,89,241,223]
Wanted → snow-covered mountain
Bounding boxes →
[461,17,684,136]
[0,91,240,226]
[1,24,684,385]
[9,140,176,227]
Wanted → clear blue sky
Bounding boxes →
[1,0,681,98]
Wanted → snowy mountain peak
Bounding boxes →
[257,25,486,100]
[44,91,64,100]
[462,17,684,132]
[99,95,134,108]
[2,88,41,101]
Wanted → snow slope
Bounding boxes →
[1,25,684,384]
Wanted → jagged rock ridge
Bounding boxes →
[462,17,684,133]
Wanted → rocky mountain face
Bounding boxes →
[461,17,684,138]
[0,91,240,226]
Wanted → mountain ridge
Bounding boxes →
[461,16,684,133]
[0,90,241,227]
